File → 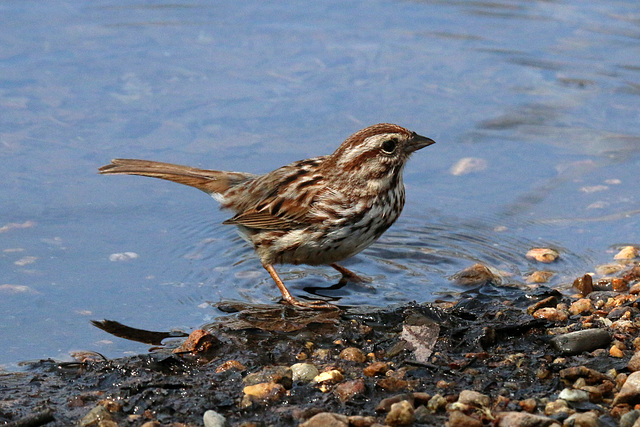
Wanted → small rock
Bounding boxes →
[569,299,593,315]
[497,412,557,427]
[376,394,415,413]
[614,371,640,405]
[457,389,490,408]
[544,399,571,416]
[242,382,286,403]
[527,296,559,315]
[98,421,118,427]
[203,409,226,427]
[427,394,447,413]
[611,345,625,358]
[413,405,431,424]
[630,283,640,295]
[291,363,319,382]
[451,263,499,285]
[550,329,611,355]
[314,369,344,384]
[334,379,365,402]
[385,400,415,426]
[526,270,554,283]
[243,366,292,388]
[563,411,599,427]
[363,361,390,377]
[533,307,568,322]
[559,366,612,385]
[615,246,638,260]
[573,274,594,296]
[619,409,640,427]
[339,347,367,363]
[215,360,245,373]
[526,248,560,263]
[300,412,348,427]
[80,405,112,427]
[449,410,482,427]
[558,388,589,402]
[596,263,626,275]
[346,415,376,427]
[628,352,640,372]
[519,398,537,413]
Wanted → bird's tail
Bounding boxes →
[98,159,254,195]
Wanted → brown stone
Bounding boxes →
[363,361,390,377]
[338,347,367,363]
[300,412,348,427]
[334,379,365,402]
[385,400,415,426]
[448,410,482,427]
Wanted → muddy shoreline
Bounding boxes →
[2,261,640,427]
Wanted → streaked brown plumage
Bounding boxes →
[99,123,435,308]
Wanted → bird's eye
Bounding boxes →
[381,138,397,154]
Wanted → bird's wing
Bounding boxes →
[222,195,314,230]
[222,157,330,230]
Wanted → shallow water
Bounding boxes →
[1,0,639,368]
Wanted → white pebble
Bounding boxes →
[109,252,139,262]
[203,409,226,427]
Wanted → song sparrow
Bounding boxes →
[99,123,435,308]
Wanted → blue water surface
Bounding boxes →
[1,0,639,368]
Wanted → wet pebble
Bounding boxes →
[610,345,625,358]
[619,409,640,427]
[291,363,319,382]
[243,366,292,388]
[550,329,611,355]
[427,394,447,413]
[215,360,245,373]
[526,248,560,263]
[614,371,640,405]
[376,393,415,413]
[628,351,640,372]
[334,379,365,402]
[558,388,588,402]
[79,405,112,427]
[544,399,571,416]
[299,412,348,427]
[497,412,557,427]
[451,263,499,286]
[203,409,226,427]
[241,382,286,405]
[533,307,568,322]
[563,411,598,427]
[339,347,367,363]
[363,361,389,377]
[457,389,490,408]
[527,296,559,315]
[569,298,593,315]
[615,246,638,260]
[314,369,344,384]
[385,400,414,426]
[448,410,482,427]
[526,270,554,283]
[519,398,537,413]
[573,274,593,296]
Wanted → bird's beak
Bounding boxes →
[405,132,436,154]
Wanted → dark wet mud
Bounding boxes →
[3,264,640,427]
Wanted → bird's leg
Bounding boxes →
[262,263,335,309]
[330,263,367,282]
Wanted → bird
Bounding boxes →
[99,123,435,308]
